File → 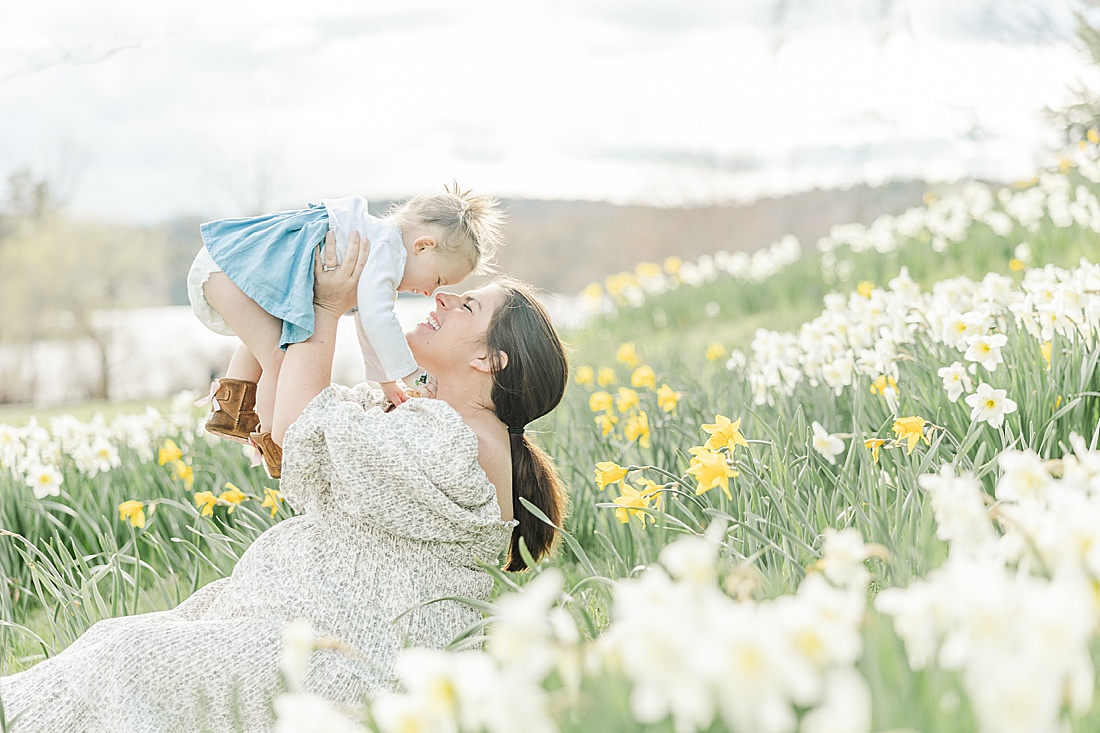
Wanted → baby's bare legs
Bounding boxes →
[203,273,285,431]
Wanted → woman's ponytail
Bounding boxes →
[504,434,565,571]
[486,279,569,571]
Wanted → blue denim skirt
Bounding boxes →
[200,204,331,349]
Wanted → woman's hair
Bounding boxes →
[388,182,505,276]
[485,278,569,571]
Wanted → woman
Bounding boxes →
[0,231,569,732]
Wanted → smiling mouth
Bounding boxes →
[423,314,440,331]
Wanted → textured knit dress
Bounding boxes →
[0,385,516,733]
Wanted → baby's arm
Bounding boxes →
[352,231,421,396]
[379,380,406,406]
[354,317,427,405]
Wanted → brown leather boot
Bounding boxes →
[250,431,282,479]
[204,378,261,444]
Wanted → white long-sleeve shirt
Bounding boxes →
[322,194,419,383]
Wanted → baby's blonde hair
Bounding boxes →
[388,182,505,275]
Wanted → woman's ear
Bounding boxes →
[414,235,437,254]
[470,350,507,373]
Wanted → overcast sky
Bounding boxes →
[0,0,1093,222]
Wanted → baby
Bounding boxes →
[186,183,504,476]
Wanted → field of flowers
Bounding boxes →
[4,140,1100,732]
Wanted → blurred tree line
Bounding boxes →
[1055,0,1100,141]
[0,170,174,401]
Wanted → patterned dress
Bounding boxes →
[0,386,515,732]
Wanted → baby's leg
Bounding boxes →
[203,272,284,430]
[254,351,283,434]
[225,343,262,383]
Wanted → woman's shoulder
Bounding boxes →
[397,399,506,476]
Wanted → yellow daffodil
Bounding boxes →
[594,461,630,490]
[172,460,194,489]
[1089,129,1100,145]
[892,416,929,454]
[589,391,614,413]
[856,281,874,298]
[687,446,738,500]
[635,477,664,508]
[702,414,749,453]
[158,438,182,466]
[656,384,681,413]
[616,387,640,413]
[219,483,248,514]
[705,343,725,362]
[194,491,217,517]
[870,375,898,396]
[624,411,651,448]
[575,365,595,387]
[616,342,641,369]
[631,365,656,390]
[1009,258,1026,272]
[1041,341,1052,369]
[635,261,662,279]
[261,488,284,518]
[582,283,603,303]
[613,483,656,525]
[117,500,146,529]
[605,272,638,298]
[864,438,887,463]
[663,255,682,276]
[595,413,618,437]
[596,367,617,387]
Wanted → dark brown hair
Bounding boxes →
[486,278,569,571]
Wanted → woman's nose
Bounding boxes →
[436,292,458,309]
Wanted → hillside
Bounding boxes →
[162,181,928,301]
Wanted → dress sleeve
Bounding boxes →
[279,387,507,546]
[355,238,419,382]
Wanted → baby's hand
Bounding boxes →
[422,373,438,399]
[381,381,409,408]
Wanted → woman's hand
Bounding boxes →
[314,230,369,319]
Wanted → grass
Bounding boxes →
[0,397,175,427]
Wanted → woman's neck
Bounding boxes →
[434,377,498,427]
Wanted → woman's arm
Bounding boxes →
[271,230,369,445]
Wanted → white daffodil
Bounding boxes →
[25,463,63,499]
[810,421,845,465]
[963,332,1009,371]
[800,668,872,733]
[936,361,972,403]
[279,619,315,693]
[273,693,364,733]
[996,450,1053,502]
[817,528,875,591]
[488,567,576,681]
[820,357,854,396]
[918,466,997,554]
[964,382,1018,429]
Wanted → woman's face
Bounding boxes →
[407,283,504,376]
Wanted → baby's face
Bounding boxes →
[399,248,473,297]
